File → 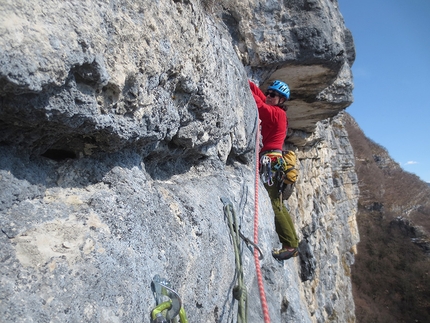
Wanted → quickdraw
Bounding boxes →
[221,197,264,260]
[260,155,273,186]
[221,197,249,323]
[150,275,188,323]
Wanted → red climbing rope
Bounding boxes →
[253,118,271,323]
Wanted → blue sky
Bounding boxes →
[338,0,430,183]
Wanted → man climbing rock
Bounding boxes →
[249,80,299,261]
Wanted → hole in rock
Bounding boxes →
[41,149,77,161]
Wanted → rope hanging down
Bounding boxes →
[221,198,248,323]
[253,118,271,323]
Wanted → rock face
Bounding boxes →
[0,1,359,322]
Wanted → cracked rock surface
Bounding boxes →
[1,1,358,322]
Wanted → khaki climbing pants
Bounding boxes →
[265,182,299,248]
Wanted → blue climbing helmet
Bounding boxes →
[267,80,290,100]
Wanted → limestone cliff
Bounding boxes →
[0,1,359,322]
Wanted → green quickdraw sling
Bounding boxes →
[221,197,264,323]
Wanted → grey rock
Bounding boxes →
[0,1,359,322]
[298,238,317,282]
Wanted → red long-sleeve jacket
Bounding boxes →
[249,81,288,152]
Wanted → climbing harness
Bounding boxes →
[260,150,298,187]
[260,150,298,208]
[221,197,250,323]
[150,275,188,323]
[260,153,287,187]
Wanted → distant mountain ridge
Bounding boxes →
[343,112,430,323]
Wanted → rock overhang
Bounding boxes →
[220,0,356,142]
[259,62,353,134]
[0,0,355,157]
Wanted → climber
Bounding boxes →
[249,79,299,261]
